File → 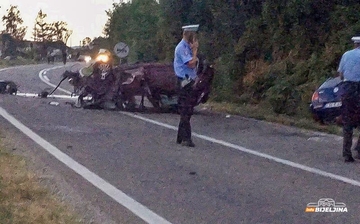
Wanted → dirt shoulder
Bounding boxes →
[0,60,86,223]
[0,121,118,224]
[0,131,84,223]
[202,101,343,136]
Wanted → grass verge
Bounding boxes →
[0,141,83,224]
[204,101,342,135]
[0,57,38,69]
[1,59,84,223]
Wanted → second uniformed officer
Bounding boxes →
[338,35,360,162]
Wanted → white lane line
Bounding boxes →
[34,65,360,213]
[16,92,93,101]
[38,67,72,95]
[43,75,50,82]
[0,68,10,72]
[308,136,342,143]
[0,107,172,224]
[120,111,360,188]
[0,64,33,72]
[16,92,78,99]
[37,66,360,188]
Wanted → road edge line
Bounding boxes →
[120,111,360,188]
[0,107,172,224]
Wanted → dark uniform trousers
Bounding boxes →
[341,81,360,158]
[176,77,195,144]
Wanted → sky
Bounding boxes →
[0,0,121,47]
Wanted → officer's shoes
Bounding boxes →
[344,156,355,163]
[176,137,182,144]
[181,140,195,147]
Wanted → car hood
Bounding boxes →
[319,77,342,89]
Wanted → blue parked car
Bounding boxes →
[310,77,343,124]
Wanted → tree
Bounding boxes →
[49,21,72,44]
[33,10,49,42]
[1,33,17,57]
[1,5,27,40]
[104,0,161,62]
[157,0,191,60]
[32,9,72,44]
[82,37,92,47]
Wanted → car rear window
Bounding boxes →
[319,77,342,89]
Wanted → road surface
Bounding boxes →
[0,63,359,224]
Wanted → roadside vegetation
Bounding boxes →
[204,101,342,135]
[102,0,358,135]
[0,1,353,222]
[0,137,83,224]
[0,57,37,68]
[2,1,352,132]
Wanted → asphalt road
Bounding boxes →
[1,63,360,224]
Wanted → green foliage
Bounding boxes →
[211,53,237,101]
[266,78,301,115]
[104,0,160,62]
[0,56,36,67]
[232,1,360,117]
[1,33,17,57]
[3,0,360,119]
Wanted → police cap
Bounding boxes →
[351,36,360,44]
[182,24,199,32]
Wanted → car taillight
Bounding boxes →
[312,91,319,102]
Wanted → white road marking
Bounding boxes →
[38,67,73,95]
[43,75,50,82]
[1,65,172,223]
[120,111,360,188]
[16,92,74,98]
[307,136,343,142]
[0,107,172,224]
[16,92,85,100]
[0,64,31,72]
[5,64,357,223]
[307,136,360,145]
[36,65,360,188]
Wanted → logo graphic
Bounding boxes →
[305,198,348,213]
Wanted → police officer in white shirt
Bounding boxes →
[173,24,199,147]
[338,35,360,162]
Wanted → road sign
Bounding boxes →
[114,42,129,58]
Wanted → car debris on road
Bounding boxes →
[0,80,17,95]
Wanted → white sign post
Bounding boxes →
[113,42,129,64]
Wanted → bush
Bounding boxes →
[211,53,239,102]
[0,57,36,68]
[266,79,301,115]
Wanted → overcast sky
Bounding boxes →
[0,0,120,46]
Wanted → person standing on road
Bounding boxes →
[174,24,200,147]
[338,35,360,162]
[62,49,67,65]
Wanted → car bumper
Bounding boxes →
[310,103,342,123]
